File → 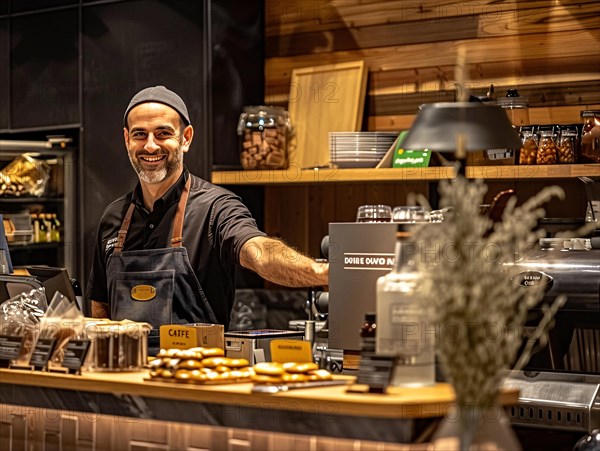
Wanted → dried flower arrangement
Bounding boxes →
[412,177,568,409]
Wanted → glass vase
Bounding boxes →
[433,404,522,450]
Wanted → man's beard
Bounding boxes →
[128,145,184,184]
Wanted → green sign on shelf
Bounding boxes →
[392,130,431,168]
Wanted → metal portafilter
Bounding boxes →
[314,291,328,315]
[320,235,329,260]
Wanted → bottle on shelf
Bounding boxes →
[359,312,377,354]
[37,213,49,243]
[31,213,39,243]
[49,213,61,242]
[376,224,435,387]
[32,213,47,243]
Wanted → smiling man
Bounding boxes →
[87,86,328,354]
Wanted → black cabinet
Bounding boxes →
[0,19,8,130]
[10,8,79,128]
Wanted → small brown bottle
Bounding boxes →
[360,313,376,354]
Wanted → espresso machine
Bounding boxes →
[502,236,600,442]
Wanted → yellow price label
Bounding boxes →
[270,339,313,363]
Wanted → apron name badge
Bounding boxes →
[131,285,156,301]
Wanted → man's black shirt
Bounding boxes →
[86,169,266,328]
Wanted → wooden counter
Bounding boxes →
[0,368,517,419]
[0,367,518,449]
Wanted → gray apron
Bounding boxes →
[106,177,218,355]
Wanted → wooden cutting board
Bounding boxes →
[287,61,368,169]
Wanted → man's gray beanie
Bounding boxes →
[123,86,190,127]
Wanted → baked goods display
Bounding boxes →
[148,347,253,384]
[147,348,334,387]
[251,361,332,385]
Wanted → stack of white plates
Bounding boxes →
[329,132,398,168]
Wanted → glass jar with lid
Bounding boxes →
[497,89,529,127]
[536,128,558,165]
[557,125,578,164]
[237,106,291,170]
[580,110,600,163]
[519,125,538,165]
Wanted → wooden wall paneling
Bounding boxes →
[267,2,600,58]
[0,420,10,450]
[264,184,283,237]
[368,81,600,116]
[265,0,600,38]
[60,414,78,450]
[528,104,600,125]
[368,115,415,132]
[308,184,336,258]
[364,182,400,207]
[265,185,310,251]
[369,104,600,132]
[367,57,600,98]
[265,29,600,89]
[94,408,114,451]
[250,430,271,450]
[185,420,213,449]
[514,179,588,219]
[76,413,96,450]
[266,14,479,57]
[130,421,169,447]
[334,183,367,223]
[394,181,431,208]
[480,2,600,37]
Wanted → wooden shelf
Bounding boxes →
[211,164,600,185]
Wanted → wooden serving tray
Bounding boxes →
[145,376,252,386]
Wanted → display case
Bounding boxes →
[0,136,78,277]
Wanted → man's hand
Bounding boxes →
[240,236,328,287]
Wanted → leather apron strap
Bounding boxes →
[113,176,191,253]
[171,176,191,247]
